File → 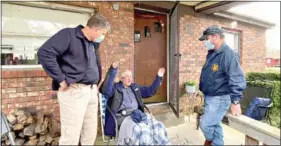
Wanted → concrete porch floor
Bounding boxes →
[94,113,245,145]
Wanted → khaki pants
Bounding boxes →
[57,84,98,145]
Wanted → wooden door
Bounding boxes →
[134,10,167,103]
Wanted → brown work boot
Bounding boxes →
[204,140,212,146]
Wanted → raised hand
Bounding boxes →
[112,61,119,69]
[157,68,166,77]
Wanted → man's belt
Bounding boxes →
[116,108,135,116]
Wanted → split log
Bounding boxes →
[4,110,61,146]
[29,135,37,140]
[1,133,8,141]
[5,139,11,145]
[39,135,46,142]
[35,113,48,134]
[15,138,25,145]
[51,137,60,145]
[23,124,35,136]
[24,139,38,145]
[12,123,24,131]
[6,113,17,125]
[45,134,53,144]
[18,132,25,138]
[48,119,61,137]
[37,140,47,146]
[26,113,34,125]
[36,112,44,125]
[16,110,27,125]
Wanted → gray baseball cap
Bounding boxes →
[199,25,224,41]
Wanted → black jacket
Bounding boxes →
[38,25,102,90]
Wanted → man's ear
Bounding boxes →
[114,77,120,83]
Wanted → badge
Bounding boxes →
[212,64,219,72]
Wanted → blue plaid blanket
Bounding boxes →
[117,113,171,145]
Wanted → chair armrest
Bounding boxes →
[106,106,119,139]
[258,102,273,108]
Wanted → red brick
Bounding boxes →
[1,72,6,78]
[37,96,50,100]
[36,105,48,110]
[10,71,17,78]
[7,82,25,88]
[55,104,60,108]
[2,104,8,109]
[25,87,37,92]
[1,83,7,88]
[27,92,39,97]
[2,88,17,94]
[3,71,11,78]
[35,77,45,81]
[2,99,9,104]
[23,71,30,78]
[2,79,17,83]
[41,71,48,77]
[35,70,41,77]
[17,71,24,78]
[8,93,27,98]
[7,104,15,109]
[2,109,11,114]
[43,100,55,105]
[1,94,8,99]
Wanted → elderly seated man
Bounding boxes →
[100,61,170,145]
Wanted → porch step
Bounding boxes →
[154,112,185,128]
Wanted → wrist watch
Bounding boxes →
[232,100,240,105]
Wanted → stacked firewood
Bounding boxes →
[1,109,60,146]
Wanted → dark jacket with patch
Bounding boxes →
[199,43,246,102]
[100,67,163,137]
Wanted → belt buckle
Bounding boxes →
[121,110,127,116]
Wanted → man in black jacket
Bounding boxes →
[38,14,110,145]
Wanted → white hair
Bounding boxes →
[121,70,132,78]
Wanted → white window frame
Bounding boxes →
[1,2,95,70]
[223,29,241,56]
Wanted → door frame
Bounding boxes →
[134,7,170,106]
[168,1,180,117]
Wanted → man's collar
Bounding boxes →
[116,81,137,91]
[115,82,123,92]
[215,42,226,53]
[75,25,85,39]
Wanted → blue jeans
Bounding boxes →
[200,95,231,146]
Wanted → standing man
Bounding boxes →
[198,25,246,146]
[38,14,111,145]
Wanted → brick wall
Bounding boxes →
[62,1,135,79]
[178,14,267,95]
[1,70,58,117]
